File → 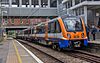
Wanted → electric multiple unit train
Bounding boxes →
[17,15,88,51]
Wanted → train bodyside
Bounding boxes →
[34,16,88,50]
[16,15,88,50]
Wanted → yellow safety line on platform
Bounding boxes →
[13,40,22,63]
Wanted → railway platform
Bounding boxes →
[88,39,100,44]
[0,37,43,63]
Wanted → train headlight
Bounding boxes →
[67,34,71,38]
[81,33,84,38]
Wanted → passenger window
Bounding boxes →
[41,26,45,33]
[48,20,61,33]
[51,22,55,33]
[32,29,34,34]
[56,21,61,33]
[54,22,56,33]
[48,23,51,33]
[36,27,40,34]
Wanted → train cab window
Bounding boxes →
[62,17,83,32]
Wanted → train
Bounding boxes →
[17,15,88,51]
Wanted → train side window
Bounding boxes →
[36,27,39,34]
[24,30,27,34]
[54,21,56,33]
[36,26,45,34]
[32,29,34,34]
[56,20,61,33]
[26,30,28,34]
[41,26,45,33]
[38,27,42,34]
[48,20,60,33]
[48,23,51,33]
[50,22,55,33]
[28,30,30,34]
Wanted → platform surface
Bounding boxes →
[0,38,43,63]
[88,39,100,44]
[0,40,9,63]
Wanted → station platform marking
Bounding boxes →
[15,40,44,63]
[13,41,22,63]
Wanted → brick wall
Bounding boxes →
[7,18,49,26]
[14,19,20,26]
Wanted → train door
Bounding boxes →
[55,20,61,38]
[54,21,57,38]
[50,20,58,39]
[48,20,61,41]
[49,21,56,38]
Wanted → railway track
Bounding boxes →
[67,50,100,63]
[75,50,100,63]
[17,39,64,63]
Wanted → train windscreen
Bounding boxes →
[62,17,83,32]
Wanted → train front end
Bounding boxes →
[58,16,88,49]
